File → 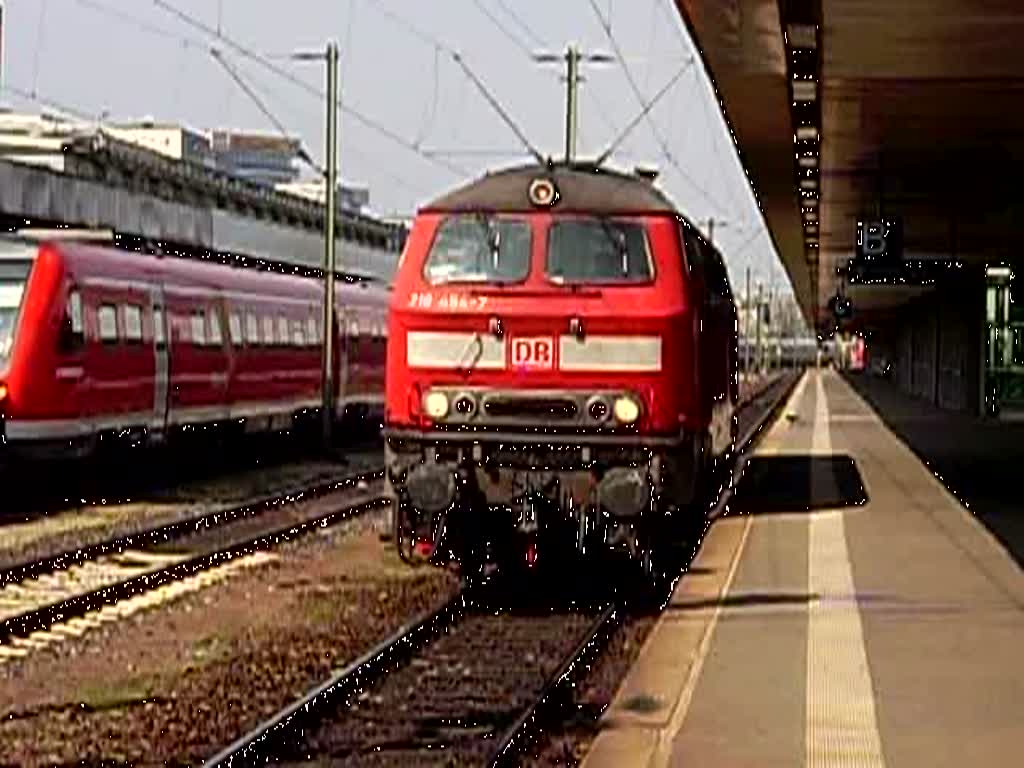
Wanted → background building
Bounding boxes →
[105,119,216,169]
[276,179,371,214]
[210,130,301,187]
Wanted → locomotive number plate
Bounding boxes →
[511,337,554,369]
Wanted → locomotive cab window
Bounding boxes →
[424,215,531,284]
[546,218,653,284]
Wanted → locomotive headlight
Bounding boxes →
[423,391,450,420]
[613,395,641,424]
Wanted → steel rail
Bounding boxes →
[0,467,384,589]
[486,602,621,767]
[204,590,468,767]
[0,483,388,643]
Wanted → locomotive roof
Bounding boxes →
[421,162,680,215]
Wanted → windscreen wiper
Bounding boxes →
[594,216,629,277]
[471,212,501,273]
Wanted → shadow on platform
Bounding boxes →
[732,455,868,515]
[844,373,1024,571]
[666,591,819,612]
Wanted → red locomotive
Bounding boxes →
[384,163,738,576]
[0,232,387,459]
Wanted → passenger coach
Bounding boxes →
[0,233,387,459]
[384,162,738,577]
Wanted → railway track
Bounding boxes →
[206,579,621,768]
[206,371,803,767]
[0,466,387,659]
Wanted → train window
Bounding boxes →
[348,319,360,338]
[191,311,206,346]
[123,305,143,343]
[424,215,531,284]
[262,316,275,346]
[98,305,118,343]
[246,313,260,345]
[209,310,223,346]
[307,316,319,346]
[0,278,26,363]
[229,312,243,345]
[276,315,288,346]
[56,290,86,354]
[293,322,305,346]
[547,219,653,284]
[69,292,84,335]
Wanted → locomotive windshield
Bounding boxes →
[546,218,653,284]
[424,215,531,284]
[0,259,32,366]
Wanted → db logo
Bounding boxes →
[511,337,554,369]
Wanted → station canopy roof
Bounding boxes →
[676,0,1024,330]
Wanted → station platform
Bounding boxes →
[583,369,1024,768]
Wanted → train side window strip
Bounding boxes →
[262,316,275,346]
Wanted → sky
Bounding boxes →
[0,0,792,298]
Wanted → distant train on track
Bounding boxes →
[383,162,739,578]
[0,232,387,459]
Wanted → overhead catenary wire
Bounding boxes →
[1,83,100,123]
[32,0,50,96]
[587,0,729,214]
[209,48,324,176]
[151,0,471,178]
[73,0,203,47]
[47,1,431,199]
[492,0,548,49]
[412,44,442,149]
[595,58,693,166]
[471,0,534,58]
[364,0,544,163]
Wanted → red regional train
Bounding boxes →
[384,162,739,577]
[0,232,387,459]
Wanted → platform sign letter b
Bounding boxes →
[860,221,886,259]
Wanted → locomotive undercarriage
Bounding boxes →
[385,430,712,580]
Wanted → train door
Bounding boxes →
[151,285,170,437]
[339,307,356,419]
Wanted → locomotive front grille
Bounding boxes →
[483,396,578,420]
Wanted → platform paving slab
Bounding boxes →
[583,370,1024,768]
